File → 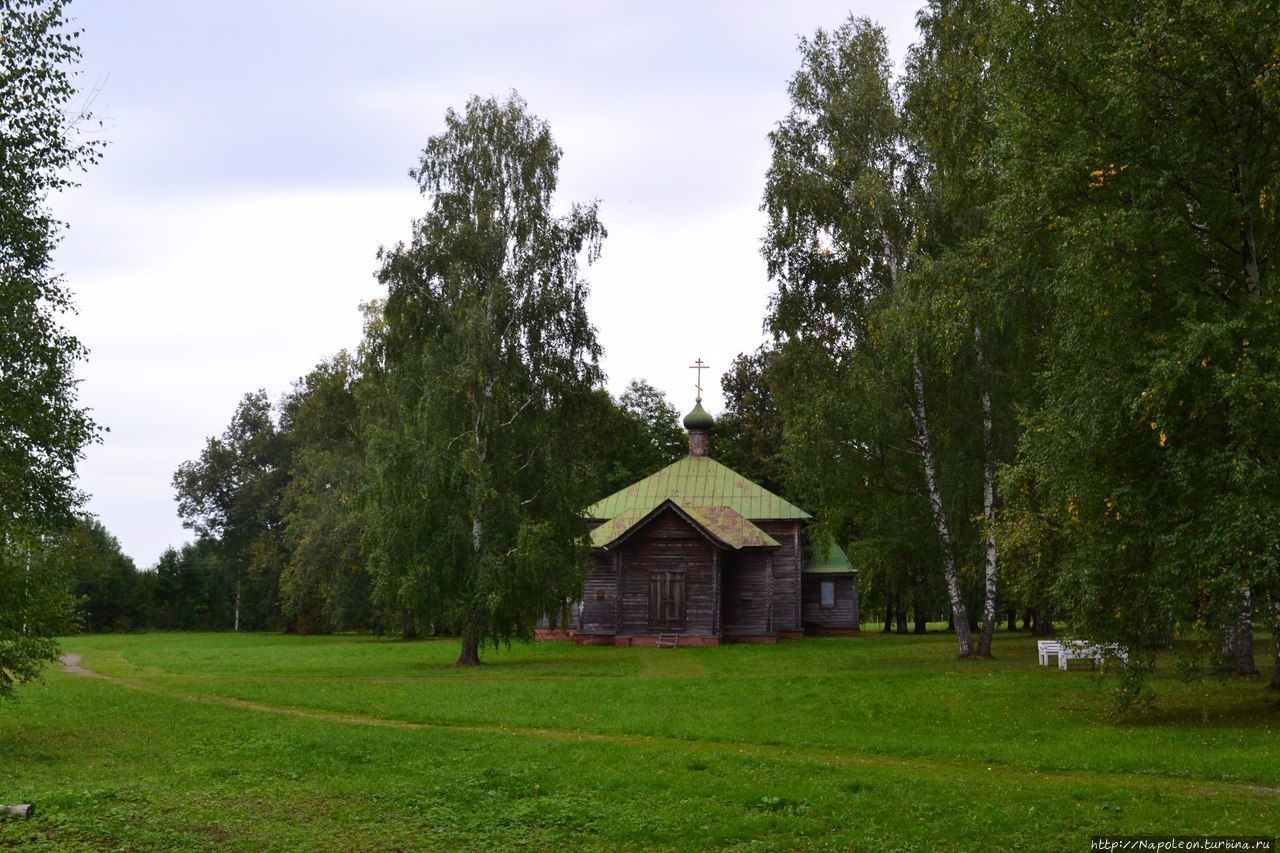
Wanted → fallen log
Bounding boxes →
[2,804,34,818]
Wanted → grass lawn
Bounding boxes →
[1,631,1276,850]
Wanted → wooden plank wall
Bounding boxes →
[800,573,859,630]
[756,521,804,632]
[578,551,619,634]
[720,549,774,636]
[617,508,717,636]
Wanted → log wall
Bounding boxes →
[577,550,619,635]
[756,521,804,633]
[801,572,860,631]
[721,549,775,637]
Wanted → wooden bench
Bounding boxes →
[656,634,679,649]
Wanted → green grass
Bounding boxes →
[1,631,1277,850]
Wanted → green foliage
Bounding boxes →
[616,380,685,470]
[366,93,606,661]
[168,308,386,635]
[763,15,989,641]
[51,516,149,632]
[2,632,1276,847]
[763,16,906,346]
[172,391,292,630]
[584,379,685,499]
[0,531,77,700]
[714,346,791,500]
[771,334,940,628]
[0,0,103,695]
[989,0,1280,671]
[150,540,235,631]
[278,351,374,633]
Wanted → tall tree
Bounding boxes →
[902,0,1020,657]
[0,0,103,697]
[991,0,1280,685]
[172,391,292,631]
[0,530,77,698]
[54,516,149,631]
[577,380,685,502]
[617,380,686,468]
[716,346,791,499]
[278,351,373,633]
[763,16,979,657]
[151,539,234,631]
[367,93,605,665]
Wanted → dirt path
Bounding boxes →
[59,653,98,677]
[55,651,1278,801]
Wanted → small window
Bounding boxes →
[820,580,836,608]
[596,589,606,602]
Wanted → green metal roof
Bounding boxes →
[679,504,779,549]
[588,507,650,549]
[682,400,715,430]
[804,541,855,574]
[590,499,779,550]
[585,455,811,522]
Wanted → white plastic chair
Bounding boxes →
[1036,639,1062,666]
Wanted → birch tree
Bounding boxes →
[763,16,980,657]
[902,0,1024,658]
[0,0,103,696]
[278,351,373,633]
[367,94,604,665]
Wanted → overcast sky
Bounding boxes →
[53,0,926,568]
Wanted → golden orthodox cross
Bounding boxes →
[689,358,708,402]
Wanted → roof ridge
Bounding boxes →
[584,454,811,521]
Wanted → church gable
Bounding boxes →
[616,505,719,637]
[591,498,780,551]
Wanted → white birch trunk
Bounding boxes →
[457,516,484,666]
[22,539,30,635]
[1269,593,1280,689]
[975,324,998,658]
[1221,585,1259,675]
[879,221,973,658]
[1234,587,1259,676]
[909,354,973,658]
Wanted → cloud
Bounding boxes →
[56,0,927,567]
[62,187,421,566]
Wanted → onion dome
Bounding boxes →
[683,400,715,431]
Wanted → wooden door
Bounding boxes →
[648,571,686,630]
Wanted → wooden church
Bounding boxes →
[567,367,858,646]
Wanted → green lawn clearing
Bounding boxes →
[1,631,1276,850]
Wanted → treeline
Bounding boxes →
[160,349,688,636]
[18,518,229,633]
[34,93,708,663]
[48,375,690,636]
